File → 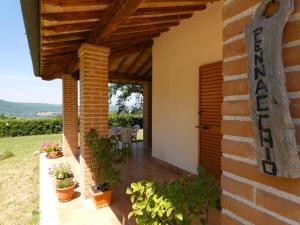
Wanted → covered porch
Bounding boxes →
[22,0,223,224]
[40,143,220,225]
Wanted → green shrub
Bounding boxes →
[126,167,220,225]
[0,118,63,137]
[0,114,143,137]
[109,113,143,128]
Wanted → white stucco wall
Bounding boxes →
[152,2,223,173]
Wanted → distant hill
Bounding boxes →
[0,99,61,118]
[0,99,118,118]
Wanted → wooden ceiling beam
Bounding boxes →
[87,0,145,44]
[43,0,215,7]
[41,5,205,23]
[136,55,152,76]
[146,0,215,2]
[110,41,153,59]
[123,13,192,26]
[42,46,77,56]
[114,21,179,35]
[42,32,89,43]
[42,52,75,59]
[109,72,151,84]
[67,0,145,73]
[111,28,168,39]
[126,49,148,74]
[42,22,97,34]
[42,10,104,22]
[115,56,129,74]
[42,39,83,49]
[42,0,112,7]
[144,66,152,78]
[134,4,206,16]
[105,37,155,49]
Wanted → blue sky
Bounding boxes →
[0,1,62,104]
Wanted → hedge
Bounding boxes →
[0,118,63,137]
[0,114,143,137]
[109,114,143,128]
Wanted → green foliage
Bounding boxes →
[109,113,143,128]
[126,167,220,225]
[109,83,143,114]
[0,118,62,137]
[56,179,75,189]
[0,151,14,161]
[41,143,62,153]
[0,114,143,137]
[85,129,132,190]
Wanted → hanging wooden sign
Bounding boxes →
[245,0,300,178]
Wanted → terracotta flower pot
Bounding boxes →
[56,183,76,202]
[47,151,63,159]
[90,186,112,208]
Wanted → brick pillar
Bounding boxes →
[78,43,110,198]
[62,74,78,157]
[143,82,152,148]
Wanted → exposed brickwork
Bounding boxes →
[143,81,152,148]
[221,0,300,224]
[62,74,78,157]
[78,43,110,198]
[222,79,249,96]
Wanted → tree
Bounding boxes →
[109,83,143,114]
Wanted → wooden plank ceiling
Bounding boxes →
[40,0,219,81]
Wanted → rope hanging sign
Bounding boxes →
[245,0,300,178]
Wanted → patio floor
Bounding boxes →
[40,142,220,225]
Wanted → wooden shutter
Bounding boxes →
[198,62,222,178]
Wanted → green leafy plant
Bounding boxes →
[41,143,62,153]
[49,161,73,180]
[126,167,219,225]
[85,128,132,191]
[0,118,63,137]
[56,179,75,189]
[0,115,143,137]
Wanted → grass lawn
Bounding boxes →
[0,129,143,225]
[0,134,61,225]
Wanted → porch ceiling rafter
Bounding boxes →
[67,0,145,74]
[21,0,220,81]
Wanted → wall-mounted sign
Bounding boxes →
[245,0,300,178]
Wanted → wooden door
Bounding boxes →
[198,62,222,178]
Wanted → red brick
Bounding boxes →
[222,195,289,225]
[222,175,254,201]
[221,120,254,138]
[256,189,300,223]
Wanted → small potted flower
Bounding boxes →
[41,143,63,159]
[49,161,76,202]
[49,161,74,182]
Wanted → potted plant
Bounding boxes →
[85,128,132,208]
[41,143,63,159]
[49,161,74,182]
[126,167,219,225]
[49,161,76,202]
[56,179,76,202]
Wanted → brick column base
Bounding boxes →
[62,74,78,157]
[78,43,110,198]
